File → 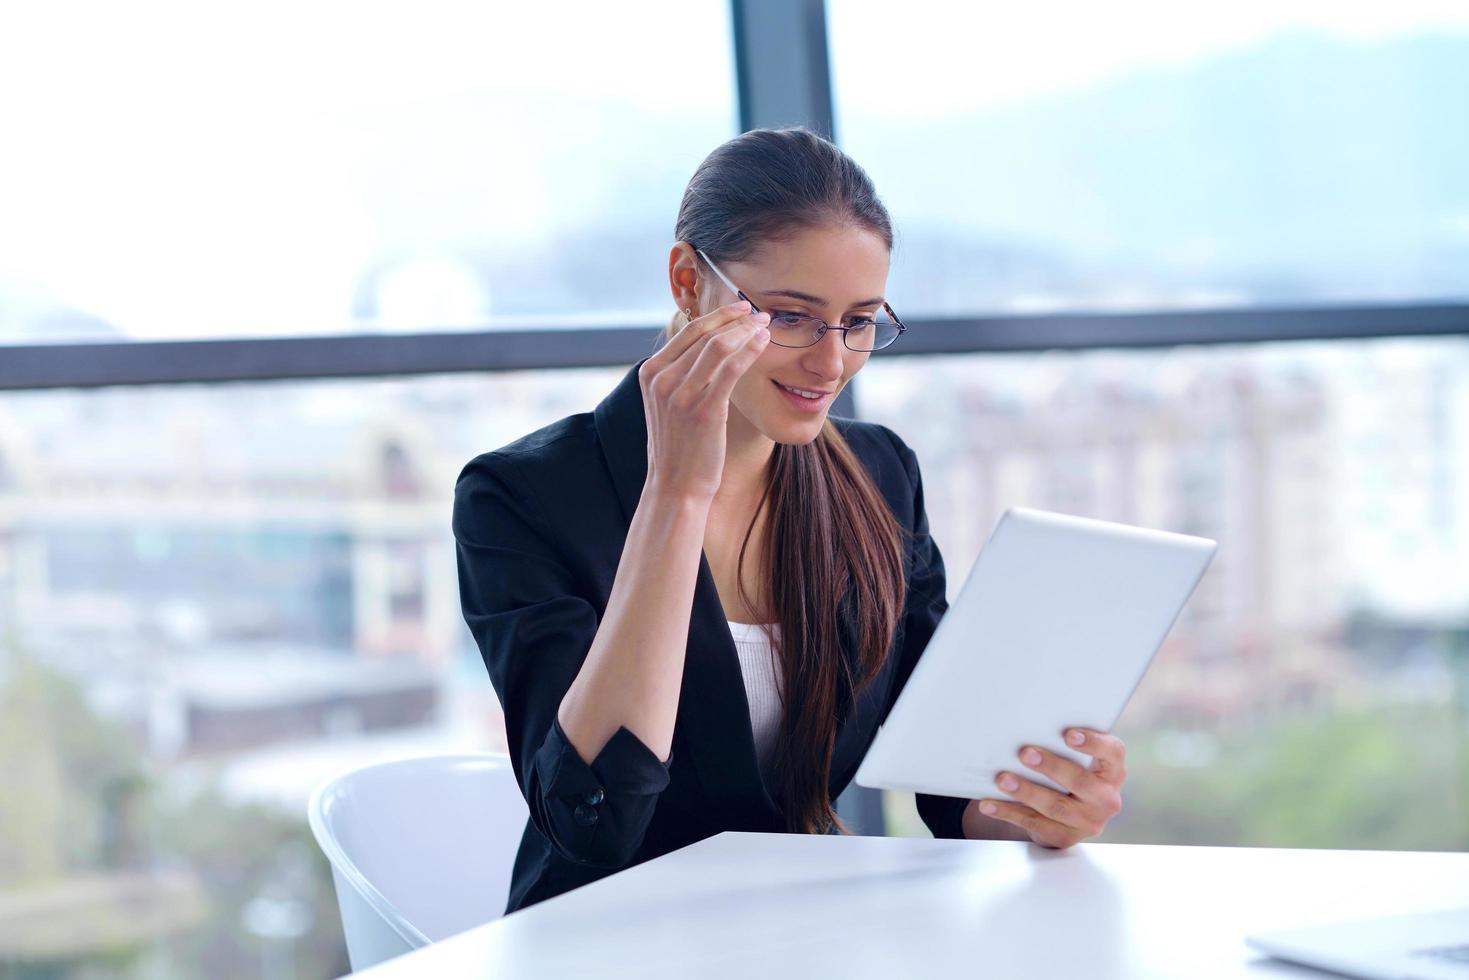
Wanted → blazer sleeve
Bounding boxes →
[882,430,972,840]
[453,451,672,869]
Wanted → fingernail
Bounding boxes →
[997,774,1019,792]
[1067,731,1086,746]
[753,311,770,324]
[1022,748,1043,767]
[979,801,997,816]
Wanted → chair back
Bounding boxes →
[308,753,528,972]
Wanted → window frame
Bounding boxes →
[3,302,1467,391]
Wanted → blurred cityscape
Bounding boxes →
[0,368,626,977]
[866,339,1469,845]
[5,342,1466,769]
[3,339,1468,975]
[5,340,1464,761]
[864,340,1469,728]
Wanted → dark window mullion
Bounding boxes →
[3,304,1468,391]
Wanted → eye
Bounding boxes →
[769,310,811,327]
[845,316,877,328]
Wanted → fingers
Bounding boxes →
[1025,730,1129,788]
[993,768,1113,839]
[648,301,757,368]
[994,745,1122,837]
[1068,728,1128,784]
[679,311,770,406]
[975,799,1082,849]
[642,303,767,398]
[640,306,769,411]
[1015,744,1103,798]
[975,732,1129,848]
[1034,738,1126,816]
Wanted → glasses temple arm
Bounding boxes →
[694,248,760,312]
[883,301,907,332]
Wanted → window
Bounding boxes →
[4,2,1466,972]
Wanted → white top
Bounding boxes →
[726,620,783,786]
[352,833,1469,980]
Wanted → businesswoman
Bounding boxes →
[453,128,1128,914]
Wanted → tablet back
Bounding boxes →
[855,507,1216,800]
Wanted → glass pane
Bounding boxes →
[829,2,1469,314]
[0,366,625,975]
[862,336,1469,849]
[0,2,736,345]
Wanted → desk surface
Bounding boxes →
[354,832,1469,979]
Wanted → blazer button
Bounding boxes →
[582,787,605,806]
[573,803,599,827]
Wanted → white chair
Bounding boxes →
[307,754,529,973]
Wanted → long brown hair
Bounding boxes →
[668,128,907,835]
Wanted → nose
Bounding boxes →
[799,325,847,382]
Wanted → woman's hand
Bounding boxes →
[968,728,1127,848]
[638,301,771,502]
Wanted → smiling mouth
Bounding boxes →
[773,381,833,400]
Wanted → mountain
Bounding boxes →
[842,31,1469,309]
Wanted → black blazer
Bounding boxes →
[452,361,968,915]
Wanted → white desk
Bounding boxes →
[353,832,1469,978]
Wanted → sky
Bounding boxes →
[0,1,736,340]
[829,0,1469,117]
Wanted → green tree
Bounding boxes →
[1104,705,1469,851]
[0,646,348,978]
[0,653,141,885]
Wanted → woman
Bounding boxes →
[453,128,1127,915]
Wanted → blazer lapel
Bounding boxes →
[592,363,780,819]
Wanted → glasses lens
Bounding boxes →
[843,309,901,351]
[766,312,824,348]
[764,309,903,350]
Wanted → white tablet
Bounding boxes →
[855,507,1216,800]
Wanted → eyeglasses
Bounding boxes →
[693,248,906,352]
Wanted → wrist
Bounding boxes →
[643,478,717,512]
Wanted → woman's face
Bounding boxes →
[703,223,890,447]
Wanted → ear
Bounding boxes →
[668,242,702,316]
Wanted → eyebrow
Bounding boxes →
[761,288,886,309]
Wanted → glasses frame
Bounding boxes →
[692,247,907,352]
